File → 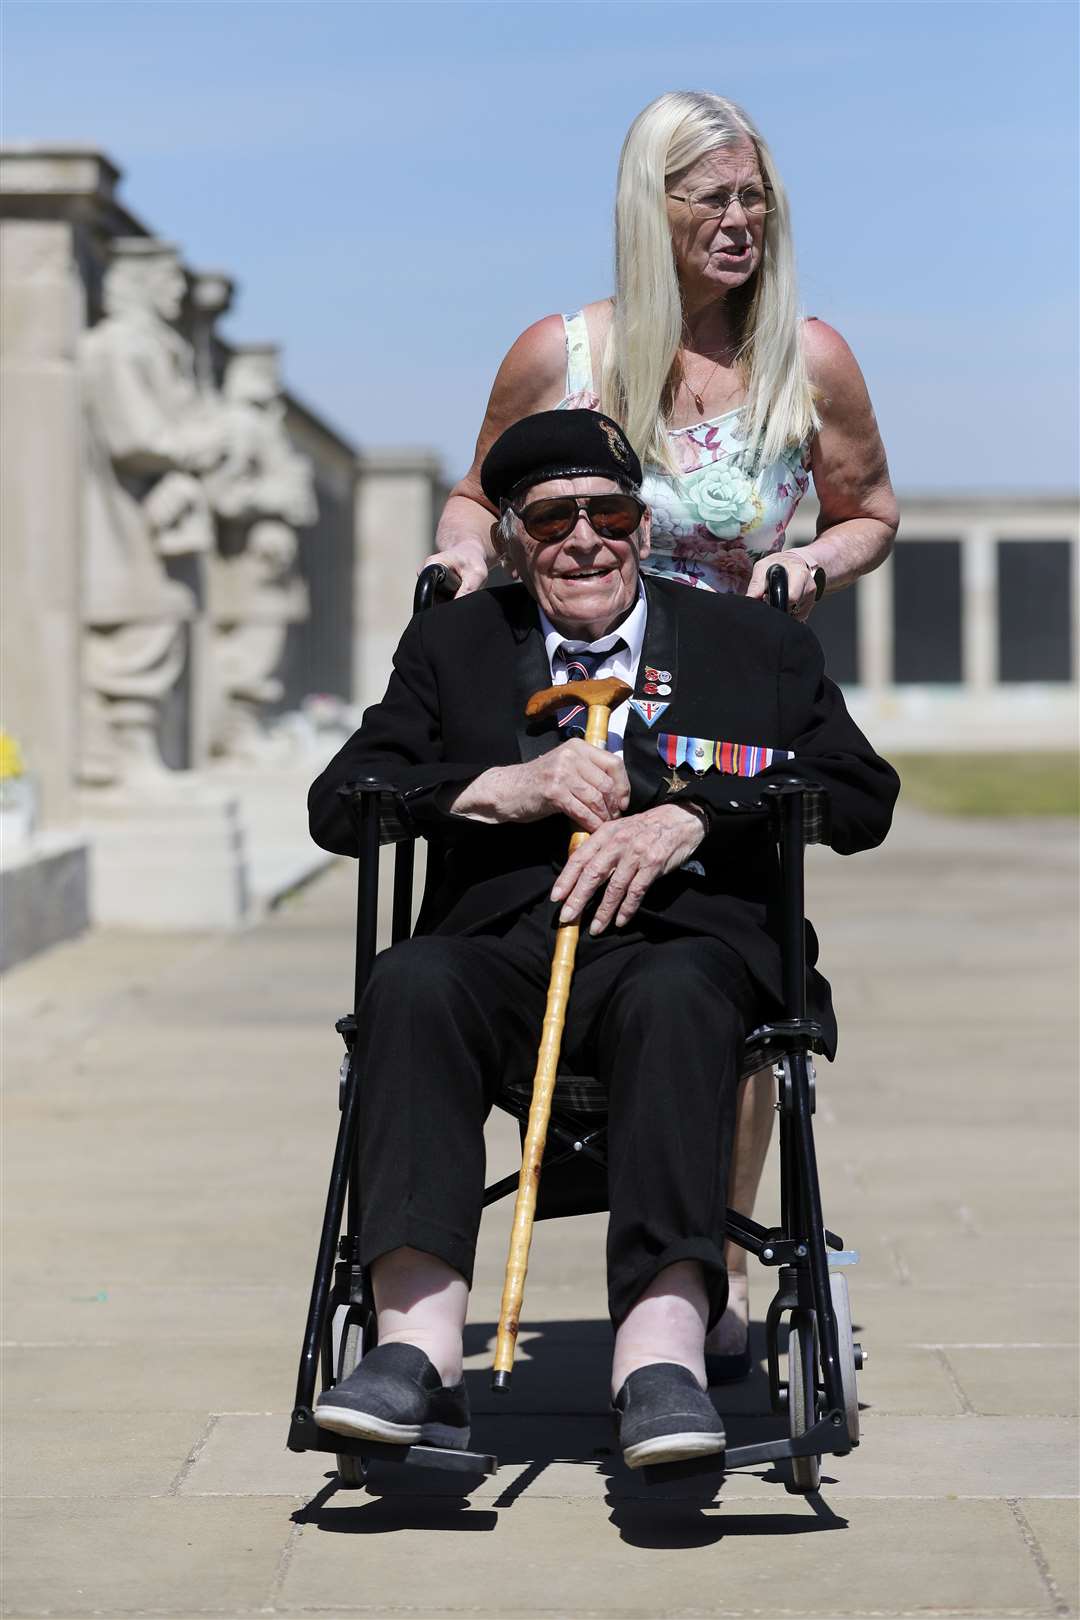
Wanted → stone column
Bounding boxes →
[0,151,123,826]
[182,269,236,766]
[961,524,998,692]
[354,449,446,706]
[0,214,84,827]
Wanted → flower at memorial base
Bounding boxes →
[0,731,25,780]
[682,462,763,538]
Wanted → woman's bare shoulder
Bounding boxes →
[579,297,615,332]
[801,317,865,393]
[495,314,568,402]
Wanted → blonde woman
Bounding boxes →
[425,90,898,1377]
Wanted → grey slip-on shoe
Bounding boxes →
[613,1361,726,1469]
[314,1342,471,1450]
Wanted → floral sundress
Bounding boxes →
[557,310,812,594]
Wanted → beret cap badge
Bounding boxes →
[599,419,630,467]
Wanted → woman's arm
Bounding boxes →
[424,314,569,594]
[747,319,899,619]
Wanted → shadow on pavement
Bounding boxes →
[293,1485,499,1534]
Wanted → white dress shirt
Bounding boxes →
[538,587,647,757]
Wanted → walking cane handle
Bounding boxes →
[525,676,632,720]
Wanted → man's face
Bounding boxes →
[498,475,651,641]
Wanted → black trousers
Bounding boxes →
[352,901,761,1330]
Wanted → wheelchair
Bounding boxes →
[288,563,864,1494]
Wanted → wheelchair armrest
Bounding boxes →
[336,779,418,846]
[758,776,830,847]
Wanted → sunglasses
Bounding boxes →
[511,493,646,544]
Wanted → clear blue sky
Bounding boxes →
[4,0,1077,489]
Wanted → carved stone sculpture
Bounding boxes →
[79,238,225,784]
[205,346,318,759]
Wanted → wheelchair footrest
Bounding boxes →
[640,1413,850,1486]
[288,1409,497,1475]
[352,1439,498,1476]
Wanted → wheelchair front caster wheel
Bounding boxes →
[334,1301,377,1487]
[830,1270,860,1446]
[786,1309,821,1494]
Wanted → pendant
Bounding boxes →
[693,392,704,414]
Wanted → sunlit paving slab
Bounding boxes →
[3,1497,289,1618]
[942,1346,1080,1417]
[1018,1498,1080,1615]
[2,1339,295,1415]
[819,1282,1080,1348]
[0,1281,314,1348]
[278,1496,1054,1619]
[4,1411,208,1500]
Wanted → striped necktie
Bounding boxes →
[556,640,625,734]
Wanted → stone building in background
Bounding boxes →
[0,146,445,965]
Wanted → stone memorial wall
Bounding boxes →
[0,146,444,962]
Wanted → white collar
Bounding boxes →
[539,583,647,667]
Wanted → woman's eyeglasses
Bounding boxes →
[667,185,772,222]
[511,493,646,544]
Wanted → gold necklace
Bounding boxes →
[681,349,724,416]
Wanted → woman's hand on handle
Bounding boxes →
[746,551,820,621]
[419,541,490,597]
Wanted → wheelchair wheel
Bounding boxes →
[334,1299,377,1488]
[787,1309,821,1494]
[830,1271,860,1446]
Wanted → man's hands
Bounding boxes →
[448,748,708,933]
[447,741,630,832]
[551,802,708,934]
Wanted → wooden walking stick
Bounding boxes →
[492,675,633,1391]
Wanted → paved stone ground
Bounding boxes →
[4,806,1077,1619]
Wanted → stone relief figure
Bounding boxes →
[79,238,225,784]
[204,346,318,759]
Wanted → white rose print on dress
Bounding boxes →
[681,462,764,539]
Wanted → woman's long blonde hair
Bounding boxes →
[601,90,818,473]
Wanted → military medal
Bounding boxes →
[629,699,669,727]
[658,734,796,777]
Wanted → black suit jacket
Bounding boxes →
[309,578,900,1055]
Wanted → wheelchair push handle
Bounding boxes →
[767,562,788,614]
[414,562,455,615]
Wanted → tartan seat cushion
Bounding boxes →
[498,1033,814,1118]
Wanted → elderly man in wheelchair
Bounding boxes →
[302,409,898,1480]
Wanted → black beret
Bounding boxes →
[480,409,643,506]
